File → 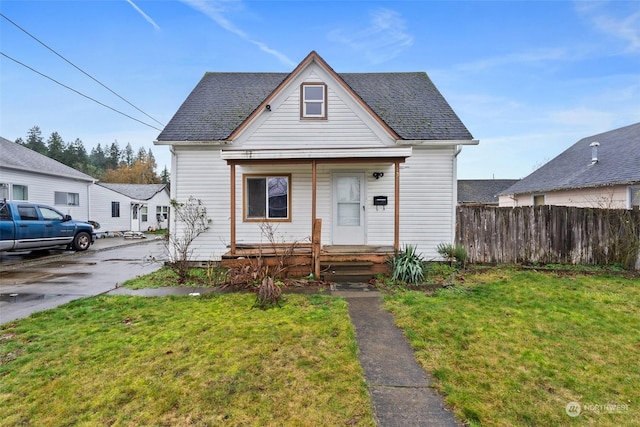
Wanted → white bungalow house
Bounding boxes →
[0,136,96,221]
[155,51,477,276]
[92,183,170,233]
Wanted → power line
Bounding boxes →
[0,12,165,127]
[1,52,163,132]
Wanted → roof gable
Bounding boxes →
[156,51,473,144]
[502,122,640,195]
[0,137,95,182]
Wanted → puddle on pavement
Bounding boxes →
[0,271,91,281]
[36,261,97,268]
[0,293,64,303]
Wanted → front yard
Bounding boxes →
[1,265,638,426]
[0,293,374,426]
[385,268,640,426]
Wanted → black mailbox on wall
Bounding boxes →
[373,196,388,206]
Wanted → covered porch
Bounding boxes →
[220,147,410,280]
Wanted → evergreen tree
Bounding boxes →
[124,143,135,166]
[106,141,121,170]
[90,144,107,172]
[21,126,47,154]
[47,132,66,163]
[160,166,170,185]
[66,138,89,173]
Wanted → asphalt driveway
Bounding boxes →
[0,237,167,324]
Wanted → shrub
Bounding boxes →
[254,277,283,309]
[389,244,425,284]
[436,242,467,267]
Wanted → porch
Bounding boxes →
[220,243,395,282]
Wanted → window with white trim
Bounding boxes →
[244,175,290,221]
[533,195,545,206]
[156,205,169,221]
[630,186,640,208]
[141,206,148,222]
[54,191,79,206]
[12,184,28,201]
[300,83,327,119]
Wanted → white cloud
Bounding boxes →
[125,0,160,30]
[455,48,568,73]
[575,0,640,53]
[327,8,413,64]
[178,0,296,67]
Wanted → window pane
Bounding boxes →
[112,202,120,218]
[268,177,288,218]
[13,185,28,201]
[304,86,324,100]
[40,207,64,221]
[54,192,66,205]
[338,203,360,226]
[247,178,266,218]
[18,206,38,220]
[305,103,322,116]
[69,193,79,206]
[141,206,148,222]
[1,204,12,221]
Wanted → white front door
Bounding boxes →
[332,173,365,245]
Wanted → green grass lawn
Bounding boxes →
[0,294,374,426]
[384,268,640,426]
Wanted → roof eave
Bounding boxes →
[0,165,95,182]
[400,139,479,146]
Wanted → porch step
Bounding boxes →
[322,261,382,283]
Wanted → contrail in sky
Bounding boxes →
[125,0,161,30]
[179,0,295,67]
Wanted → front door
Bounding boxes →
[332,173,365,245]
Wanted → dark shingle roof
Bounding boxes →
[0,136,95,181]
[97,183,167,200]
[501,122,640,195]
[157,71,473,142]
[458,179,520,204]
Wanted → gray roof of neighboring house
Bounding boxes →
[501,122,640,196]
[458,179,520,204]
[97,183,168,201]
[157,71,473,142]
[0,136,95,182]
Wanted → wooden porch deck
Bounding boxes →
[220,244,395,281]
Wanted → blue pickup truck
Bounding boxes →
[0,201,94,252]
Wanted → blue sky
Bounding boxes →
[1,0,639,179]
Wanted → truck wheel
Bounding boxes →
[73,231,91,251]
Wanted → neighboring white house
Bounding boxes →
[155,51,478,262]
[499,122,640,209]
[0,136,96,221]
[92,183,170,233]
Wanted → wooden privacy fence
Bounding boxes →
[456,205,640,270]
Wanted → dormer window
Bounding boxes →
[301,83,327,119]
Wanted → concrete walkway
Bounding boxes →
[332,283,460,427]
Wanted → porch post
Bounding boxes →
[230,162,236,254]
[395,160,400,251]
[311,160,317,225]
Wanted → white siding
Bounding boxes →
[399,146,456,260]
[0,167,92,220]
[175,147,457,262]
[173,146,230,260]
[90,185,133,232]
[499,185,631,208]
[236,67,395,149]
[141,190,171,231]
